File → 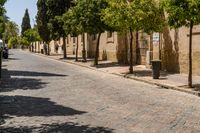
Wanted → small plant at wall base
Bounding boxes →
[163,0,200,88]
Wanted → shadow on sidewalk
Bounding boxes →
[96,62,126,68]
[0,122,113,133]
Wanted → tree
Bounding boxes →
[63,3,88,62]
[163,0,200,88]
[72,0,112,66]
[21,9,31,36]
[4,21,19,44]
[24,28,41,44]
[102,0,164,73]
[46,0,73,59]
[63,8,82,61]
[8,36,18,49]
[23,27,41,52]
[19,37,29,49]
[0,0,7,38]
[36,0,51,55]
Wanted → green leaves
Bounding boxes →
[36,0,51,43]
[23,28,41,43]
[4,21,19,43]
[63,8,81,36]
[0,0,6,38]
[102,0,164,33]
[66,0,112,34]
[163,0,200,28]
[8,36,18,48]
[46,0,72,40]
[21,9,31,36]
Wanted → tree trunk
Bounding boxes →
[47,43,50,55]
[129,28,134,74]
[31,43,34,52]
[188,21,193,88]
[34,42,36,53]
[136,31,140,65]
[124,32,129,64]
[82,33,87,62]
[150,33,153,62]
[75,36,79,61]
[38,42,40,53]
[63,36,67,59]
[94,32,102,66]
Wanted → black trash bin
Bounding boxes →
[151,60,161,79]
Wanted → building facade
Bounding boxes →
[34,26,200,76]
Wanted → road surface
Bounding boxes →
[0,49,200,133]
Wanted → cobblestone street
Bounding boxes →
[0,50,200,133]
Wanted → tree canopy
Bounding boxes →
[0,0,7,38]
[102,0,164,33]
[4,21,19,43]
[73,0,112,34]
[36,0,51,43]
[23,27,41,43]
[162,0,200,28]
[46,0,72,40]
[21,9,31,36]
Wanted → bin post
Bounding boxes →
[151,60,161,79]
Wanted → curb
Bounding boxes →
[124,74,200,97]
[30,52,200,97]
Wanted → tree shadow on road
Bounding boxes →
[0,122,113,133]
[0,77,47,92]
[0,69,67,92]
[0,95,86,117]
[41,122,113,133]
[2,69,67,77]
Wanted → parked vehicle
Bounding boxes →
[0,40,8,59]
[3,47,8,59]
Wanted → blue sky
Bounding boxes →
[5,0,37,30]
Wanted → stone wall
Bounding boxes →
[161,25,200,76]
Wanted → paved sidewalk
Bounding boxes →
[34,52,200,96]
